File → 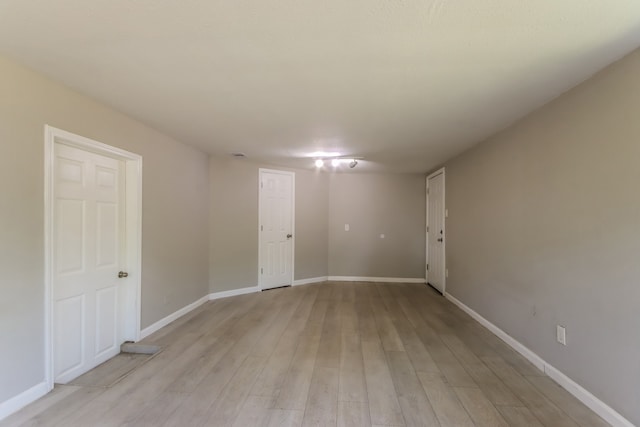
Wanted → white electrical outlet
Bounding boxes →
[380,234,385,239]
[556,325,567,345]
[344,224,350,231]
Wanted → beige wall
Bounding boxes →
[209,161,427,290]
[209,157,329,292]
[444,48,640,424]
[328,173,425,278]
[295,168,331,280]
[0,56,210,403]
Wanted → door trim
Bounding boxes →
[258,168,295,290]
[44,125,142,391]
[426,167,446,294]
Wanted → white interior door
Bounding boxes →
[259,169,294,290]
[427,169,446,294]
[53,143,125,383]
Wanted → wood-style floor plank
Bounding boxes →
[127,391,188,427]
[525,375,610,427]
[68,353,152,388]
[482,356,580,427]
[453,386,509,427]
[301,366,339,426]
[266,409,304,427]
[386,351,440,426]
[338,401,371,427]
[0,385,81,426]
[338,332,368,403]
[2,282,609,427]
[496,404,545,427]
[361,341,404,426]
[462,361,523,407]
[370,296,405,352]
[203,355,267,425]
[232,395,274,427]
[273,333,322,411]
[24,386,106,426]
[416,371,474,427]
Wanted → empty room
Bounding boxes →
[0,1,639,426]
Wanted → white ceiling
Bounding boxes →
[1,1,640,173]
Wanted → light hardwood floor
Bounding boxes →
[2,282,609,426]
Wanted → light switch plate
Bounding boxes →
[557,325,567,345]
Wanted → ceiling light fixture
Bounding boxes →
[315,156,363,169]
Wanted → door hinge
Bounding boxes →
[261,225,263,231]
[426,264,429,271]
[261,268,263,274]
[427,188,430,195]
[426,226,429,233]
[261,181,264,188]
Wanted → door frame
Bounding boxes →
[44,125,142,391]
[426,167,446,294]
[258,168,295,290]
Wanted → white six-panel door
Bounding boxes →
[259,169,294,290]
[53,143,125,383]
[427,169,446,294]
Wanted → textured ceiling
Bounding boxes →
[1,1,640,172]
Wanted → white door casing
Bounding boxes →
[44,126,142,389]
[259,169,295,290]
[426,168,446,294]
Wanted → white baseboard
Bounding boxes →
[444,293,545,372]
[293,276,328,286]
[139,294,209,340]
[0,381,49,422]
[445,292,634,427]
[328,276,426,284]
[544,364,634,427]
[209,285,260,300]
[139,284,284,340]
